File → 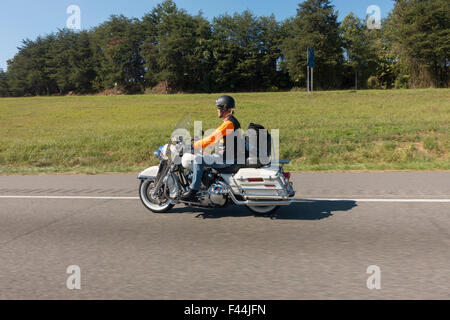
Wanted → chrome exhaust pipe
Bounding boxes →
[228,191,293,207]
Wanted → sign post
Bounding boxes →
[307,58,310,95]
[307,48,315,94]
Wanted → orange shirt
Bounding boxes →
[193,120,235,150]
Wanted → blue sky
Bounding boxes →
[0,0,394,71]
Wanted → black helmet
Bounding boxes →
[216,95,235,110]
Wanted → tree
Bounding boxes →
[341,12,379,89]
[212,11,263,91]
[370,16,399,89]
[141,0,212,92]
[71,31,98,93]
[91,15,146,93]
[7,36,58,96]
[281,0,343,89]
[211,11,286,91]
[386,0,450,88]
[46,29,97,94]
[7,30,98,96]
[0,70,10,97]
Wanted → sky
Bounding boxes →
[0,0,395,71]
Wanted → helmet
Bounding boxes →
[216,95,235,117]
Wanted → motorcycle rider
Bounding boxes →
[181,95,241,201]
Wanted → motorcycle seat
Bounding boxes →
[214,161,269,174]
[215,164,245,174]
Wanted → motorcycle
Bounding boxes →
[137,115,296,215]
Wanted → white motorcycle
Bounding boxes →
[138,115,296,215]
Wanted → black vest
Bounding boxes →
[221,115,242,164]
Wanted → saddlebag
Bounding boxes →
[228,167,291,200]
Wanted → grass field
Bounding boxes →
[0,89,449,174]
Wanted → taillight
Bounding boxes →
[283,172,291,180]
[247,178,264,182]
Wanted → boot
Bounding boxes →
[180,188,198,202]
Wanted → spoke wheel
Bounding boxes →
[139,180,174,213]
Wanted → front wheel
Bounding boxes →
[246,205,279,215]
[139,179,174,213]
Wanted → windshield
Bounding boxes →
[175,114,191,131]
[171,114,191,148]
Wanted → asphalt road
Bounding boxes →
[0,172,449,299]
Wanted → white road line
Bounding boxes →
[0,195,139,200]
[0,195,449,203]
[293,198,450,203]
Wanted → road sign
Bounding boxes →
[307,48,314,94]
[307,48,315,68]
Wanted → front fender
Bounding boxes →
[138,166,159,180]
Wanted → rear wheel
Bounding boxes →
[246,205,279,215]
[139,180,174,213]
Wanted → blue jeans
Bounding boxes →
[190,154,231,190]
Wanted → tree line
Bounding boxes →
[0,0,448,97]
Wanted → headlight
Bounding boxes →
[153,145,165,160]
[153,150,161,159]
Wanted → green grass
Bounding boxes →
[0,89,449,174]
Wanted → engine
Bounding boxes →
[197,183,228,207]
